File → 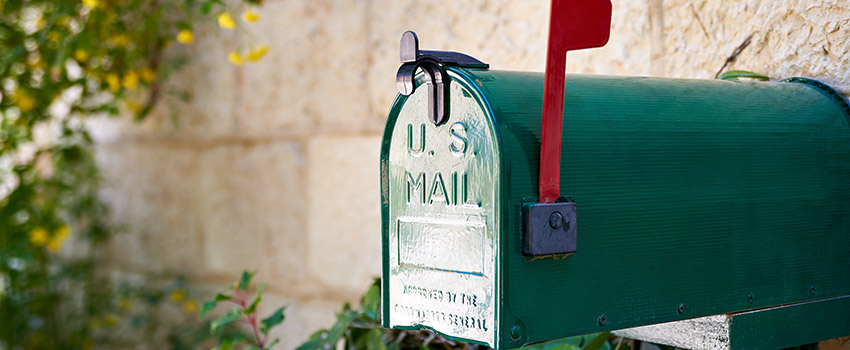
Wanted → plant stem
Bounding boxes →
[236,288,266,349]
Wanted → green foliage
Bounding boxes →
[297,279,485,350]
[294,279,633,350]
[717,70,770,81]
[520,333,612,350]
[201,271,284,350]
[0,0,260,348]
[261,306,286,333]
[240,270,256,291]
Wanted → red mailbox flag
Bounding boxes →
[540,0,612,203]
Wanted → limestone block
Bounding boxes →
[662,0,850,94]
[96,143,206,271]
[304,0,377,133]
[306,136,382,298]
[235,0,317,136]
[200,142,309,289]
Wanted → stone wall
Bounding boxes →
[93,0,850,348]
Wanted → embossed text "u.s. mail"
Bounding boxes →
[405,122,480,207]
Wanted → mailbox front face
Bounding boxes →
[383,71,500,347]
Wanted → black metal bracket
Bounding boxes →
[522,199,577,256]
[396,31,489,125]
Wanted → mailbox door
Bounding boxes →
[381,69,501,347]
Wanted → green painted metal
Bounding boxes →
[728,296,850,349]
[381,68,850,349]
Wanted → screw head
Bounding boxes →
[678,303,685,314]
[747,294,754,304]
[509,325,522,341]
[597,314,607,326]
[549,212,564,229]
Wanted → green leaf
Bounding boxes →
[361,281,380,320]
[200,1,215,14]
[201,293,232,319]
[245,285,264,314]
[200,300,218,319]
[717,70,770,81]
[295,330,326,350]
[548,345,580,350]
[324,311,355,347]
[366,328,387,350]
[260,306,287,333]
[239,271,256,290]
[582,332,611,350]
[212,338,244,350]
[211,309,242,333]
[295,338,323,350]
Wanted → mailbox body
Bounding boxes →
[381,68,850,349]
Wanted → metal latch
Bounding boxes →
[396,31,488,125]
[522,199,577,256]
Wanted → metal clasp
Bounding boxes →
[395,31,488,125]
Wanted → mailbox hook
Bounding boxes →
[395,31,488,126]
[397,58,449,125]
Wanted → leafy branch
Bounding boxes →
[201,271,286,350]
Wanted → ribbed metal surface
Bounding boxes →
[458,69,850,349]
[381,69,850,349]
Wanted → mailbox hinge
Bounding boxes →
[396,31,489,125]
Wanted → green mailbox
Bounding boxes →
[380,32,850,349]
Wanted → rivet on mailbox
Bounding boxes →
[381,1,850,349]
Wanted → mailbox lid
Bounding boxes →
[381,69,502,347]
[464,70,850,348]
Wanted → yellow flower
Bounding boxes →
[59,16,71,27]
[169,289,186,303]
[48,31,60,43]
[28,58,45,70]
[122,71,139,90]
[182,300,198,314]
[176,29,193,44]
[118,297,132,311]
[106,73,120,92]
[88,318,102,332]
[103,313,119,327]
[227,51,244,66]
[74,49,88,62]
[246,45,269,62]
[82,0,99,9]
[140,68,155,83]
[110,34,129,47]
[14,92,36,113]
[241,10,260,23]
[47,225,71,252]
[47,239,63,252]
[218,12,236,29]
[29,228,49,246]
[123,99,143,113]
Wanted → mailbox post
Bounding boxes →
[381,28,850,350]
